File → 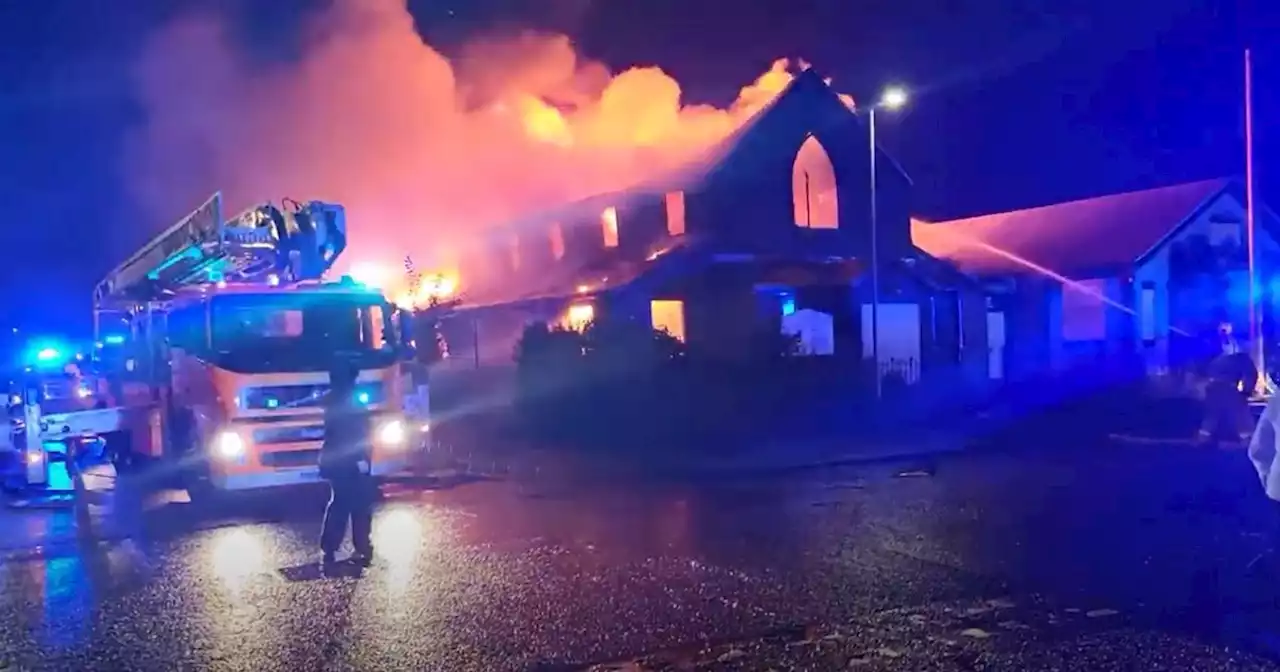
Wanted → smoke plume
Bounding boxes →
[125,0,810,283]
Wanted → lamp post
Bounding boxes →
[868,85,908,399]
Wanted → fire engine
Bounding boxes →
[17,193,424,497]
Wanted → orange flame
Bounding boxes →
[125,0,849,298]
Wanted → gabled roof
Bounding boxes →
[911,178,1233,277]
[493,67,882,233]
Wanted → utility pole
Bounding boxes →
[1245,49,1266,396]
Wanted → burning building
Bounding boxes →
[437,67,990,393]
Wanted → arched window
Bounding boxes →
[792,135,839,229]
[665,191,686,236]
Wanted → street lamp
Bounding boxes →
[867,85,908,399]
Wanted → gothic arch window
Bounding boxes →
[792,135,839,229]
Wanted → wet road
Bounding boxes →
[2,443,1280,671]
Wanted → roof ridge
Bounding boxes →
[930,177,1232,226]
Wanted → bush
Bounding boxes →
[513,316,832,450]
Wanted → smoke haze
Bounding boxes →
[125,0,816,285]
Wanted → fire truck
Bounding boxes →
[17,193,423,497]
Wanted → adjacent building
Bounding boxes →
[913,178,1280,381]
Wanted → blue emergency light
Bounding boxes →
[25,340,72,369]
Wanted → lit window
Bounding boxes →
[549,223,565,260]
[564,303,594,332]
[602,207,619,248]
[650,300,686,342]
[792,135,839,229]
[780,295,796,316]
[365,304,387,349]
[665,192,686,236]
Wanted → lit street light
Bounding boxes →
[880,86,908,110]
[866,85,908,399]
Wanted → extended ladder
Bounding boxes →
[93,193,349,311]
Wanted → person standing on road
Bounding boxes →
[1198,322,1256,448]
[318,357,375,567]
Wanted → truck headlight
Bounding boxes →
[376,419,406,447]
[213,430,246,460]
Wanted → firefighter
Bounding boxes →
[1198,322,1257,448]
[318,357,375,567]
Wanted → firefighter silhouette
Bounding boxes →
[1199,321,1257,447]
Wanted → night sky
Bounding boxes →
[0,0,1261,336]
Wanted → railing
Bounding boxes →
[877,357,920,385]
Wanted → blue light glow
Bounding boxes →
[103,334,126,346]
[356,391,371,405]
[265,397,279,409]
[781,297,796,316]
[24,338,75,370]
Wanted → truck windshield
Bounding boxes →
[209,293,396,373]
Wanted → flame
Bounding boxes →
[125,0,851,296]
[393,272,459,309]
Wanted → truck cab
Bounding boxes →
[164,282,418,490]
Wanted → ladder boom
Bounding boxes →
[94,193,348,309]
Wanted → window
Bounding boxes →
[1061,279,1107,341]
[792,135,839,229]
[1208,219,1242,246]
[563,303,594,332]
[781,294,796,316]
[601,207,619,248]
[665,192,686,236]
[365,304,387,350]
[1140,282,1156,342]
[650,300,686,342]
[264,310,304,337]
[208,294,395,372]
[549,223,565,260]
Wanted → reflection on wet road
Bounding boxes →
[0,446,1278,670]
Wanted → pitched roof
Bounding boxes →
[493,67,871,233]
[911,178,1232,277]
[460,237,695,310]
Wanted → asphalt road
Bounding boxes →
[2,442,1280,671]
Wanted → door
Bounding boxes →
[987,311,1006,380]
[862,303,921,384]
